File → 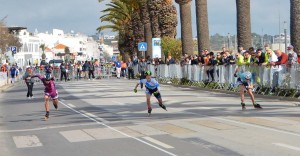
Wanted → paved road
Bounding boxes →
[0,78,300,156]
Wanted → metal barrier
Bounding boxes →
[139,64,300,97]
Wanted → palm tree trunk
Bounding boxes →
[195,0,210,54]
[148,0,162,38]
[290,0,300,53]
[236,0,251,50]
[159,1,178,38]
[139,0,153,58]
[176,0,194,55]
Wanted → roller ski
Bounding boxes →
[159,104,167,111]
[253,103,262,109]
[44,111,49,120]
[241,103,246,111]
[148,108,152,116]
[53,103,58,110]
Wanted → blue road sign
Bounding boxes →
[112,55,116,61]
[10,46,17,54]
[138,42,147,51]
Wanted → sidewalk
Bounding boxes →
[161,82,300,104]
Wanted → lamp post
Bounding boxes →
[284,21,287,52]
[227,33,231,50]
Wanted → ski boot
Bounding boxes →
[148,108,152,116]
[241,103,246,111]
[53,103,58,110]
[253,103,262,109]
[45,111,49,120]
[159,104,167,111]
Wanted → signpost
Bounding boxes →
[112,55,116,62]
[138,42,147,58]
[152,38,161,58]
[10,46,17,55]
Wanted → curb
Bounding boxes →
[0,82,19,93]
[161,82,300,103]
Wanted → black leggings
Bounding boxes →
[26,82,34,97]
[140,71,145,88]
[89,70,95,79]
[61,72,67,81]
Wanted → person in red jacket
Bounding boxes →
[272,49,288,65]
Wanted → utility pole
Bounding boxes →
[284,21,287,52]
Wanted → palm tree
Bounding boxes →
[159,0,178,38]
[290,0,300,53]
[236,0,252,50]
[195,0,210,53]
[139,0,152,57]
[175,0,194,55]
[39,44,46,60]
[98,0,134,57]
[147,0,162,38]
[64,46,71,63]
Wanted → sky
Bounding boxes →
[0,0,290,37]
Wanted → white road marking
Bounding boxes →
[272,143,300,151]
[60,98,65,101]
[68,103,76,108]
[143,137,174,149]
[59,100,177,156]
[13,135,42,148]
[112,100,125,105]
[60,130,95,142]
[0,123,97,133]
[80,110,97,118]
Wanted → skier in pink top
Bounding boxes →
[32,74,59,120]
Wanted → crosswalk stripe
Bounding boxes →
[13,135,43,148]
[143,137,174,149]
[273,143,300,151]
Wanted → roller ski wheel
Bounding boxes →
[159,104,167,111]
[254,103,263,109]
[148,108,152,116]
[241,103,246,111]
[44,112,49,121]
[53,103,58,110]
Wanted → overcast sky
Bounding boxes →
[0,0,290,37]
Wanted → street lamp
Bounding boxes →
[284,21,287,52]
[227,33,231,50]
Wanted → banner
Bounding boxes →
[152,38,161,58]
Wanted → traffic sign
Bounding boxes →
[138,42,147,51]
[112,55,116,61]
[10,46,17,54]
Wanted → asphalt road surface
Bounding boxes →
[0,78,300,156]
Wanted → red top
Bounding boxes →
[275,53,288,65]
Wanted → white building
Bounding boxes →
[11,28,100,67]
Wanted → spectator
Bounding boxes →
[235,52,244,66]
[274,49,288,66]
[255,48,268,66]
[191,55,199,65]
[138,58,147,89]
[127,58,134,80]
[88,61,95,80]
[82,61,89,79]
[167,55,175,65]
[206,52,217,81]
[114,59,121,79]
[243,51,252,65]
[60,61,67,82]
[287,45,298,68]
[121,60,127,79]
[266,49,278,66]
[10,64,19,83]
